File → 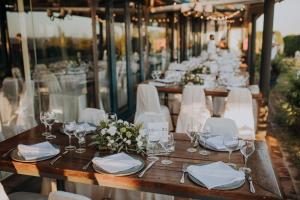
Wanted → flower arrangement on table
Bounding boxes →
[90,119,146,155]
[182,72,204,85]
[191,66,211,75]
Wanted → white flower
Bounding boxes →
[137,141,143,147]
[101,128,107,135]
[124,121,129,126]
[123,138,127,142]
[117,119,123,123]
[107,126,117,136]
[126,140,131,145]
[109,139,115,144]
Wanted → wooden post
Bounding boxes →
[260,0,275,102]
[169,13,175,62]
[249,14,257,85]
[179,14,187,62]
[106,0,118,112]
[198,19,202,55]
[125,0,134,112]
[137,2,145,82]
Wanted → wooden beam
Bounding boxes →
[248,14,257,85]
[137,2,145,82]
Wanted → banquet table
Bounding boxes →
[0,124,282,200]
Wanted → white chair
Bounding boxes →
[203,117,239,137]
[1,182,90,200]
[176,85,211,133]
[78,108,107,126]
[223,88,255,140]
[134,84,173,131]
[135,112,166,128]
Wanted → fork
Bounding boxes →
[180,164,188,184]
[82,152,100,170]
[50,150,69,166]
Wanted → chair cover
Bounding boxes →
[134,84,173,131]
[78,108,107,126]
[176,85,211,133]
[8,192,47,200]
[223,88,255,140]
[203,117,239,137]
[0,182,9,200]
[48,191,91,200]
[2,78,21,104]
[135,112,166,128]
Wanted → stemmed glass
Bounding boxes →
[186,123,199,153]
[240,140,255,173]
[199,125,211,156]
[74,128,87,153]
[161,133,175,165]
[63,122,76,151]
[44,111,56,139]
[40,112,50,137]
[223,136,239,166]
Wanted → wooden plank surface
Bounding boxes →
[0,125,281,200]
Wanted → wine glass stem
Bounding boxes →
[68,135,72,146]
[228,151,232,163]
[49,125,52,133]
[244,157,248,168]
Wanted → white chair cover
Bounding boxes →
[223,88,255,140]
[135,112,166,127]
[48,191,91,200]
[134,84,173,131]
[78,108,107,126]
[176,85,211,133]
[8,192,47,200]
[203,117,239,137]
[2,78,21,104]
[0,182,9,200]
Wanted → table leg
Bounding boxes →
[56,179,65,191]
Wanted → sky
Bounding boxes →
[257,0,300,36]
[6,0,300,38]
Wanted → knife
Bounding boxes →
[247,173,255,193]
[138,158,158,178]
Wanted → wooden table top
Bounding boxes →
[144,81,263,100]
[0,124,282,200]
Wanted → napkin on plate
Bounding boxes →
[92,152,142,173]
[17,141,60,160]
[187,161,245,189]
[203,135,227,151]
[65,122,96,132]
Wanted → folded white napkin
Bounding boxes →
[18,141,60,160]
[92,152,142,173]
[187,161,245,189]
[65,122,96,132]
[203,135,226,151]
[148,81,166,87]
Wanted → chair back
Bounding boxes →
[48,191,91,200]
[223,88,255,139]
[135,112,166,128]
[2,78,21,104]
[134,84,161,123]
[203,117,238,137]
[78,108,107,126]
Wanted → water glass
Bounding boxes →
[74,128,87,153]
[186,123,199,153]
[240,140,255,173]
[223,136,239,166]
[40,112,50,137]
[44,111,56,139]
[63,122,76,151]
[199,125,211,156]
[161,133,175,165]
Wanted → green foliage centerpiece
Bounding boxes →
[191,66,211,75]
[90,119,146,154]
[181,66,210,85]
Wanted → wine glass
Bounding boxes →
[186,123,199,153]
[240,140,255,173]
[44,111,56,139]
[40,112,50,137]
[223,136,239,166]
[198,125,211,156]
[74,128,87,153]
[161,133,175,165]
[63,122,76,151]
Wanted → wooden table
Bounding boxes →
[0,125,282,200]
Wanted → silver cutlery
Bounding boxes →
[82,152,100,170]
[50,150,69,166]
[247,173,255,193]
[180,164,188,184]
[138,157,159,178]
[1,147,16,158]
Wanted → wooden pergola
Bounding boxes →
[0,0,279,115]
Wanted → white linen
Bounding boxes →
[92,153,142,173]
[223,88,255,139]
[0,183,9,200]
[176,85,211,133]
[78,108,107,126]
[135,84,173,131]
[204,135,227,150]
[148,81,166,87]
[17,141,59,160]
[203,117,239,137]
[187,161,245,189]
[48,191,91,200]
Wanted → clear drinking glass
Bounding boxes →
[199,125,211,156]
[40,112,50,137]
[63,122,76,151]
[186,123,198,153]
[74,128,87,153]
[161,133,175,165]
[44,111,56,139]
[223,136,239,166]
[240,140,255,173]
